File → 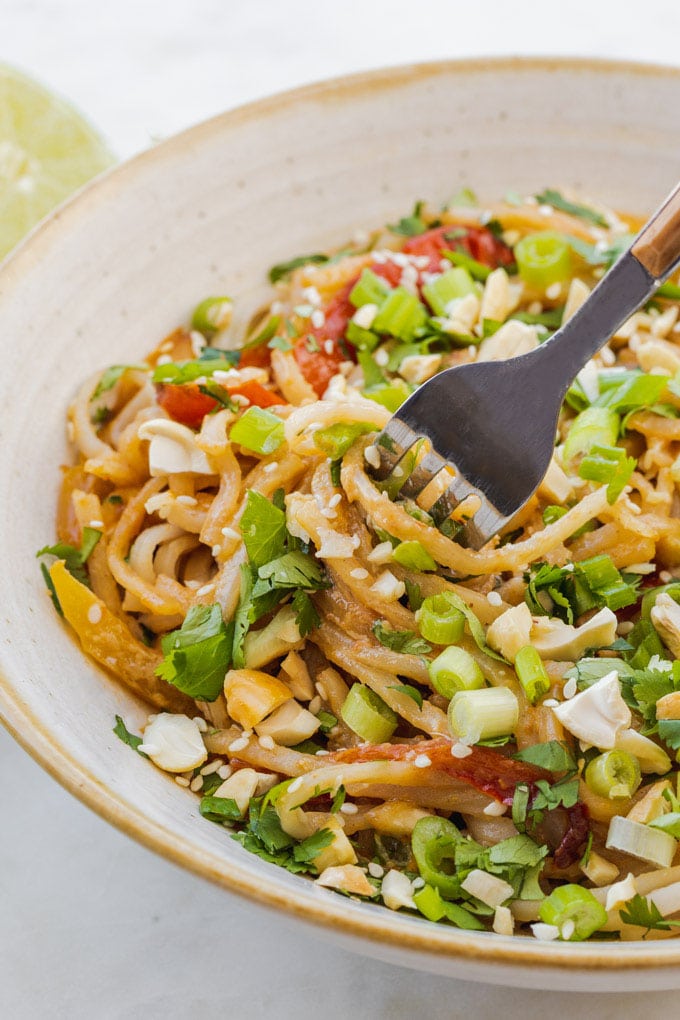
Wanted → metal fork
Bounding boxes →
[369,181,680,549]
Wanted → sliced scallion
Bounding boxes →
[422,266,477,315]
[416,593,466,645]
[538,885,607,941]
[340,684,398,743]
[585,750,642,801]
[605,815,678,868]
[411,816,462,899]
[429,646,485,699]
[578,444,636,504]
[191,296,232,334]
[229,406,284,454]
[441,249,492,281]
[447,686,518,744]
[362,378,413,412]
[514,645,550,704]
[371,287,428,342]
[349,268,390,308]
[391,540,437,572]
[562,406,619,465]
[514,232,572,289]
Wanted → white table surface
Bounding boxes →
[4,1,680,1016]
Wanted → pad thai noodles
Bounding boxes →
[40,188,680,942]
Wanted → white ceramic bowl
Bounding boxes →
[2,57,680,990]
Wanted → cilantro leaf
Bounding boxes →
[404,579,424,612]
[239,490,287,567]
[487,834,548,869]
[619,893,680,935]
[37,526,102,588]
[256,550,328,591]
[389,202,428,237]
[317,710,338,734]
[330,786,346,813]
[157,604,232,700]
[291,590,320,637]
[658,719,680,751]
[528,777,580,824]
[113,715,148,757]
[513,741,576,773]
[268,253,329,284]
[199,796,242,823]
[293,827,335,864]
[372,620,432,656]
[535,189,608,228]
[92,364,147,399]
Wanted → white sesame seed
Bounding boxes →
[315,749,330,756]
[196,583,215,597]
[323,338,334,354]
[228,737,249,754]
[483,800,507,816]
[340,802,359,815]
[563,677,578,700]
[320,507,337,519]
[258,735,275,750]
[87,603,102,625]
[88,519,104,529]
[263,462,278,473]
[175,495,198,507]
[200,759,222,775]
[156,354,173,365]
[368,862,384,879]
[600,344,616,366]
[221,526,240,539]
[350,567,369,580]
[193,717,208,733]
[315,682,327,700]
[175,776,190,787]
[414,754,432,768]
[561,920,575,941]
[538,203,554,216]
[302,286,322,306]
[617,620,634,636]
[374,348,389,367]
[543,698,559,708]
[242,730,253,739]
[451,742,473,759]
[364,445,381,469]
[660,570,673,583]
[287,777,303,794]
[217,764,232,780]
[328,493,342,508]
[486,591,502,607]
[411,877,425,890]
[308,696,322,715]
[313,312,326,330]
[545,282,561,300]
[190,775,204,792]
[212,544,222,557]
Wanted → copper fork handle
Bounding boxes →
[632,181,680,280]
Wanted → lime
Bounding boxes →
[0,65,114,260]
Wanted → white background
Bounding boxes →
[4,1,680,1016]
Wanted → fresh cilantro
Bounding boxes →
[534,189,608,227]
[200,772,225,796]
[389,201,427,237]
[390,684,424,710]
[524,556,639,623]
[658,719,680,751]
[330,786,346,813]
[580,831,594,869]
[197,381,239,411]
[37,526,102,588]
[317,710,338,734]
[329,459,342,487]
[291,590,321,637]
[513,741,576,773]
[156,604,232,701]
[239,490,287,567]
[113,715,148,757]
[268,335,293,352]
[268,253,329,284]
[232,563,254,669]
[372,620,432,657]
[528,777,580,824]
[619,893,680,936]
[40,562,63,616]
[404,579,424,612]
[445,592,506,662]
[565,657,634,690]
[313,421,376,459]
[512,784,530,831]
[292,827,334,864]
[92,364,146,399]
[578,444,637,504]
[241,315,281,351]
[107,494,123,505]
[199,796,242,823]
[255,550,328,592]
[596,371,670,417]
[152,355,238,385]
[487,834,548,870]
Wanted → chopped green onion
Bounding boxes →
[514,232,572,289]
[268,253,328,284]
[514,645,550,704]
[441,249,492,281]
[585,750,642,800]
[606,815,677,867]
[562,406,619,465]
[413,883,484,929]
[538,885,607,940]
[429,646,485,699]
[578,444,636,503]
[229,406,285,454]
[416,592,466,645]
[657,281,680,300]
[191,296,232,334]
[534,189,609,228]
[313,421,375,459]
[345,319,380,351]
[648,813,680,839]
[448,687,519,744]
[422,266,477,315]
[340,684,398,744]
[391,540,437,572]
[372,287,428,342]
[362,378,413,412]
[595,371,669,415]
[349,268,390,308]
[411,816,462,899]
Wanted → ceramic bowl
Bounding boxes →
[2,57,680,990]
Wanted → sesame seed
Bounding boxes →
[200,759,222,775]
[660,570,673,583]
[228,737,249,754]
[242,730,253,739]
[302,286,322,306]
[340,802,358,815]
[538,203,554,216]
[364,445,381,469]
[190,775,204,792]
[543,698,559,708]
[175,776,190,787]
[483,801,507,816]
[156,354,173,365]
[315,682,327,700]
[87,603,102,625]
[308,696,322,715]
[414,754,431,768]
[328,493,342,508]
[373,348,389,367]
[486,591,502,607]
[323,339,335,355]
[196,583,215,597]
[315,749,330,756]
[368,862,384,879]
[212,544,222,557]
[176,495,198,507]
[451,742,473,759]
[563,677,577,700]
[561,920,575,941]
[320,507,337,519]
[263,462,278,473]
[193,717,208,733]
[411,877,425,890]
[221,526,240,539]
[287,777,303,794]
[258,735,275,750]
[88,519,104,529]
[312,312,326,330]
[217,764,232,780]
[545,282,561,300]
[350,567,369,580]
[617,620,634,636]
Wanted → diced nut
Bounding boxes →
[255,699,320,746]
[530,607,617,661]
[580,851,619,887]
[312,816,357,870]
[214,767,259,815]
[279,651,315,701]
[552,671,630,749]
[492,905,515,936]
[398,353,442,385]
[626,780,673,824]
[636,338,680,375]
[480,267,512,323]
[651,593,680,658]
[138,713,207,773]
[538,455,574,504]
[224,669,291,729]
[243,605,303,668]
[137,418,215,476]
[477,320,539,362]
[315,864,375,897]
[563,278,590,322]
[657,692,680,720]
[486,602,532,663]
[605,873,637,913]
[615,728,671,775]
[381,870,416,911]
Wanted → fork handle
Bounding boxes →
[632,181,680,281]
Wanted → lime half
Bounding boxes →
[0,65,114,260]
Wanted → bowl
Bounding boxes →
[1,57,680,990]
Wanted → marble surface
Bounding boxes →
[4,1,680,1016]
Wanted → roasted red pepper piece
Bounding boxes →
[402,224,514,273]
[293,283,356,396]
[157,378,282,428]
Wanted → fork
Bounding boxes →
[368,181,680,549]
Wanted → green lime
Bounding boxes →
[0,65,114,260]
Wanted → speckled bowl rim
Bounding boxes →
[2,55,680,979]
